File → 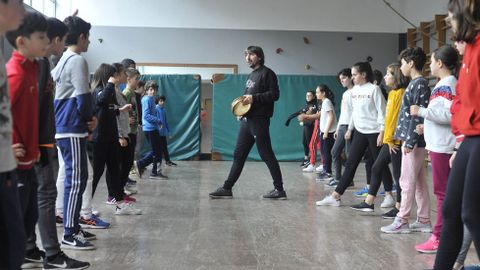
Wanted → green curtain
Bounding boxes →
[212,74,343,161]
[140,74,201,160]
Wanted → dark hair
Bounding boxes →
[337,68,352,78]
[46,17,68,41]
[399,47,427,72]
[137,80,145,88]
[306,90,317,104]
[121,58,136,69]
[246,46,265,65]
[5,11,47,48]
[352,62,374,83]
[317,84,335,106]
[91,63,117,90]
[432,45,460,76]
[125,68,140,78]
[155,95,166,104]
[64,16,91,46]
[386,63,410,89]
[372,69,383,85]
[145,80,158,91]
[112,62,125,76]
[448,0,480,43]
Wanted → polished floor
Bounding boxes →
[47,161,479,270]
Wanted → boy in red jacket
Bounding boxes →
[5,10,49,262]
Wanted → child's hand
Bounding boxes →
[119,104,132,112]
[410,105,420,116]
[119,138,128,147]
[415,124,424,135]
[108,76,118,84]
[12,143,26,161]
[344,130,352,140]
[87,117,97,131]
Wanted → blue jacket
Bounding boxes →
[142,95,161,131]
[51,50,93,137]
[155,105,170,136]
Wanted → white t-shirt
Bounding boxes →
[319,98,337,133]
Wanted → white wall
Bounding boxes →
[60,0,409,33]
[404,0,448,27]
[84,26,399,76]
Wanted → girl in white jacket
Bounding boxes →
[410,45,459,254]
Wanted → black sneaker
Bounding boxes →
[166,161,177,166]
[77,229,96,241]
[316,172,334,182]
[22,247,45,268]
[263,189,287,200]
[350,201,374,212]
[61,234,95,250]
[43,251,90,270]
[324,179,339,187]
[300,159,309,167]
[209,187,233,199]
[149,171,168,179]
[382,207,399,219]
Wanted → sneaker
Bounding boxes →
[133,161,144,179]
[380,217,411,234]
[382,208,399,219]
[166,161,177,166]
[77,229,96,241]
[79,214,110,229]
[56,215,63,227]
[300,159,309,167]
[415,234,439,253]
[123,194,137,203]
[124,186,138,196]
[324,179,339,187]
[263,189,287,200]
[115,202,142,215]
[302,164,315,172]
[354,185,369,197]
[61,233,95,250]
[409,219,433,233]
[126,178,137,185]
[209,187,233,199]
[149,171,168,179]
[316,172,333,182]
[380,194,396,208]
[91,209,100,217]
[105,196,116,205]
[43,251,90,270]
[22,247,45,269]
[315,165,324,172]
[315,195,341,207]
[350,201,374,212]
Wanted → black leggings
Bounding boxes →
[223,117,283,191]
[367,144,401,202]
[92,141,124,201]
[320,132,335,174]
[335,130,392,195]
[303,124,315,157]
[433,136,480,269]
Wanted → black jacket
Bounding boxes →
[244,65,279,118]
[38,57,55,145]
[92,82,119,143]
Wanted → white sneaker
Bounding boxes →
[380,217,411,234]
[315,165,324,172]
[409,219,433,233]
[124,186,138,196]
[115,202,142,215]
[315,195,341,207]
[380,193,396,208]
[302,164,315,172]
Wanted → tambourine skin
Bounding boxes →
[230,96,251,117]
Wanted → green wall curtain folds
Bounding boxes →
[140,74,201,160]
[212,74,343,161]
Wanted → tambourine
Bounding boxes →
[231,96,251,117]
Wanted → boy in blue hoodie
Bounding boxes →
[154,95,176,169]
[51,16,96,250]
